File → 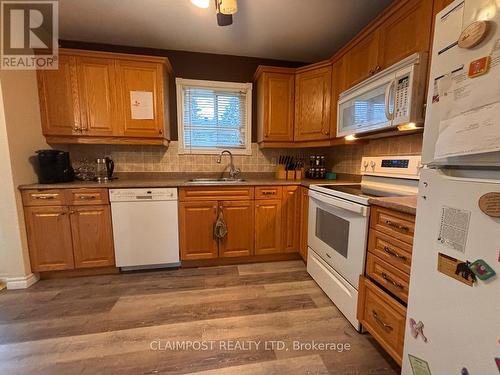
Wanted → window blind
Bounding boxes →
[182,86,247,151]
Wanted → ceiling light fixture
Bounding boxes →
[218,0,237,15]
[191,0,209,9]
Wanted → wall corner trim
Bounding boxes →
[6,273,39,290]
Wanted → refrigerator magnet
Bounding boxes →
[437,253,475,286]
[458,20,491,49]
[468,56,490,78]
[461,368,469,375]
[408,354,432,375]
[409,318,428,342]
[469,259,496,281]
[479,192,500,217]
[495,357,500,372]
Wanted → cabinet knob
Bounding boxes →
[322,129,330,135]
[159,129,163,135]
[375,65,381,73]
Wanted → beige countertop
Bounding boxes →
[18,173,360,190]
[368,195,418,215]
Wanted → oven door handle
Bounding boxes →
[308,190,368,216]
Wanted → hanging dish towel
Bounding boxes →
[213,210,228,240]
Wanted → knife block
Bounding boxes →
[275,165,287,180]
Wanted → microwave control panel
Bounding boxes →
[394,76,410,119]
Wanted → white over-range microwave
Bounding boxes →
[337,53,427,138]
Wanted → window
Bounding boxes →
[176,78,252,155]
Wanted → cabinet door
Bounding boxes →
[76,57,118,136]
[24,206,74,272]
[294,66,332,141]
[69,205,115,268]
[299,187,309,262]
[116,60,165,138]
[378,0,433,69]
[329,58,345,138]
[342,30,380,91]
[255,199,282,255]
[219,200,254,258]
[281,186,301,253]
[261,72,295,141]
[179,201,218,260]
[37,54,81,135]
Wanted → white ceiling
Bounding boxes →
[59,0,392,63]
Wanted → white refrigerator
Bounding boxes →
[402,0,500,374]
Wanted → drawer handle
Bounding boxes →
[385,220,410,232]
[372,311,393,332]
[79,195,97,200]
[325,253,332,259]
[383,246,407,261]
[262,191,275,195]
[34,195,56,200]
[381,272,404,290]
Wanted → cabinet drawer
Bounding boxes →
[366,253,410,303]
[22,189,67,206]
[370,206,415,245]
[368,229,412,274]
[357,276,406,365]
[179,187,254,201]
[255,186,283,200]
[67,189,109,205]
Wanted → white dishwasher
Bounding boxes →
[109,188,180,270]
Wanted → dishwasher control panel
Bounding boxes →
[109,188,178,202]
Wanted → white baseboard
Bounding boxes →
[6,273,39,289]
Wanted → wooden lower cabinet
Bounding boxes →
[24,206,75,272]
[357,276,406,365]
[179,201,218,260]
[255,199,282,255]
[70,205,115,268]
[281,186,301,253]
[299,186,309,262]
[219,200,254,258]
[23,188,115,273]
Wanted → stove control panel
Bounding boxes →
[361,155,421,179]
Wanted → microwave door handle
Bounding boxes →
[308,190,368,216]
[384,79,396,121]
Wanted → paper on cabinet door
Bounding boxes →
[130,91,154,120]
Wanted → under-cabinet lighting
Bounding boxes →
[191,0,209,9]
[345,134,357,141]
[397,122,422,132]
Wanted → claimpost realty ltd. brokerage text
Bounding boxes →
[150,340,352,352]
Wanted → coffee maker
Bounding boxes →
[35,150,75,184]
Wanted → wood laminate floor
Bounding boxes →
[0,261,399,374]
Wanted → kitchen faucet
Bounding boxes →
[216,150,241,179]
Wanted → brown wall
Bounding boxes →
[59,40,305,142]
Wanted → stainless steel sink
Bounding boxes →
[187,178,246,184]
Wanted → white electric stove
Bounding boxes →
[307,155,421,330]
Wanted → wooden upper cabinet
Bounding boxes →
[24,206,75,272]
[179,201,218,260]
[255,67,295,143]
[378,0,433,69]
[76,56,117,136]
[342,29,380,91]
[116,60,166,138]
[36,49,171,145]
[219,200,254,258]
[330,58,345,138]
[255,199,282,255]
[69,205,115,268]
[281,186,301,253]
[37,53,81,136]
[294,63,332,141]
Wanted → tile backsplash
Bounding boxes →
[68,133,423,176]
